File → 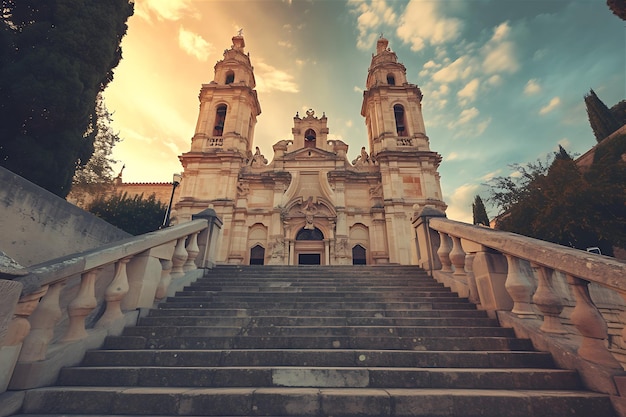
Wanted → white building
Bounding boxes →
[175,34,446,265]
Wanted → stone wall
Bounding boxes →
[0,166,130,267]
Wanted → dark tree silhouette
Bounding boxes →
[472,195,490,226]
[584,89,621,143]
[0,1,133,197]
[88,192,166,236]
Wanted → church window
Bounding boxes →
[352,244,367,265]
[249,245,265,265]
[296,227,324,240]
[225,71,235,84]
[213,105,227,136]
[304,129,316,148]
[394,104,406,136]
[387,74,395,85]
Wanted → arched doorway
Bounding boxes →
[352,244,367,265]
[249,245,265,265]
[295,227,324,265]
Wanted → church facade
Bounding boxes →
[174,34,447,266]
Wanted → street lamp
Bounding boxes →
[161,173,182,228]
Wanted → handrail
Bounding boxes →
[412,207,626,396]
[0,211,222,393]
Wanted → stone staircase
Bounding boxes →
[15,265,616,416]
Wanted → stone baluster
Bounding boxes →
[155,259,173,300]
[61,269,99,342]
[15,284,60,362]
[436,232,452,272]
[504,254,535,318]
[96,258,131,329]
[171,237,188,279]
[567,274,621,368]
[464,252,480,305]
[531,264,566,334]
[449,236,466,276]
[184,232,200,272]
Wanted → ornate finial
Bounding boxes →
[380,32,384,39]
[295,111,299,118]
[237,28,244,37]
[306,109,314,117]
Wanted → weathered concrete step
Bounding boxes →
[179,289,455,297]
[21,386,616,416]
[167,295,464,304]
[158,301,475,310]
[148,307,488,318]
[137,316,498,327]
[58,366,582,390]
[104,335,534,351]
[193,281,437,288]
[81,349,557,369]
[122,325,514,338]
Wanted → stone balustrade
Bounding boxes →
[0,210,222,393]
[412,206,626,399]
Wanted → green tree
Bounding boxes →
[0,1,133,197]
[489,145,622,255]
[70,93,121,204]
[472,195,490,226]
[88,192,167,236]
[585,89,621,143]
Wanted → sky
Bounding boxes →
[105,0,625,223]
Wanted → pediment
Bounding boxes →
[282,147,337,161]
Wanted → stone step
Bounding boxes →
[80,349,557,369]
[137,315,499,327]
[20,386,616,416]
[58,366,582,390]
[103,335,534,351]
[167,295,465,303]
[148,308,489,318]
[122,325,514,338]
[179,289,456,297]
[157,301,475,310]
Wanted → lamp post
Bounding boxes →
[161,173,182,228]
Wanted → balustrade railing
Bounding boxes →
[0,210,222,392]
[412,206,626,395]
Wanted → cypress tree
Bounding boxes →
[472,195,490,226]
[584,89,621,143]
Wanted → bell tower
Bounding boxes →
[176,33,262,252]
[361,36,446,264]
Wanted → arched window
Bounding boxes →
[352,245,367,265]
[393,104,406,136]
[249,245,265,265]
[296,227,324,240]
[213,105,227,136]
[225,71,235,84]
[387,74,395,85]
[304,129,316,148]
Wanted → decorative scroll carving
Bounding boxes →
[397,137,413,146]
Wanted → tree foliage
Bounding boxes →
[488,144,625,255]
[73,93,121,185]
[88,192,167,236]
[585,89,621,143]
[0,1,133,197]
[472,195,490,226]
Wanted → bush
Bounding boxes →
[88,192,166,235]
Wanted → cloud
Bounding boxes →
[458,107,479,124]
[349,0,397,50]
[397,1,463,51]
[255,61,300,93]
[135,0,199,22]
[432,56,472,83]
[524,79,541,95]
[178,27,214,61]
[445,183,480,222]
[481,22,519,74]
[557,138,571,149]
[278,41,293,48]
[446,152,459,161]
[539,97,561,115]
[457,78,480,105]
[353,85,363,93]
